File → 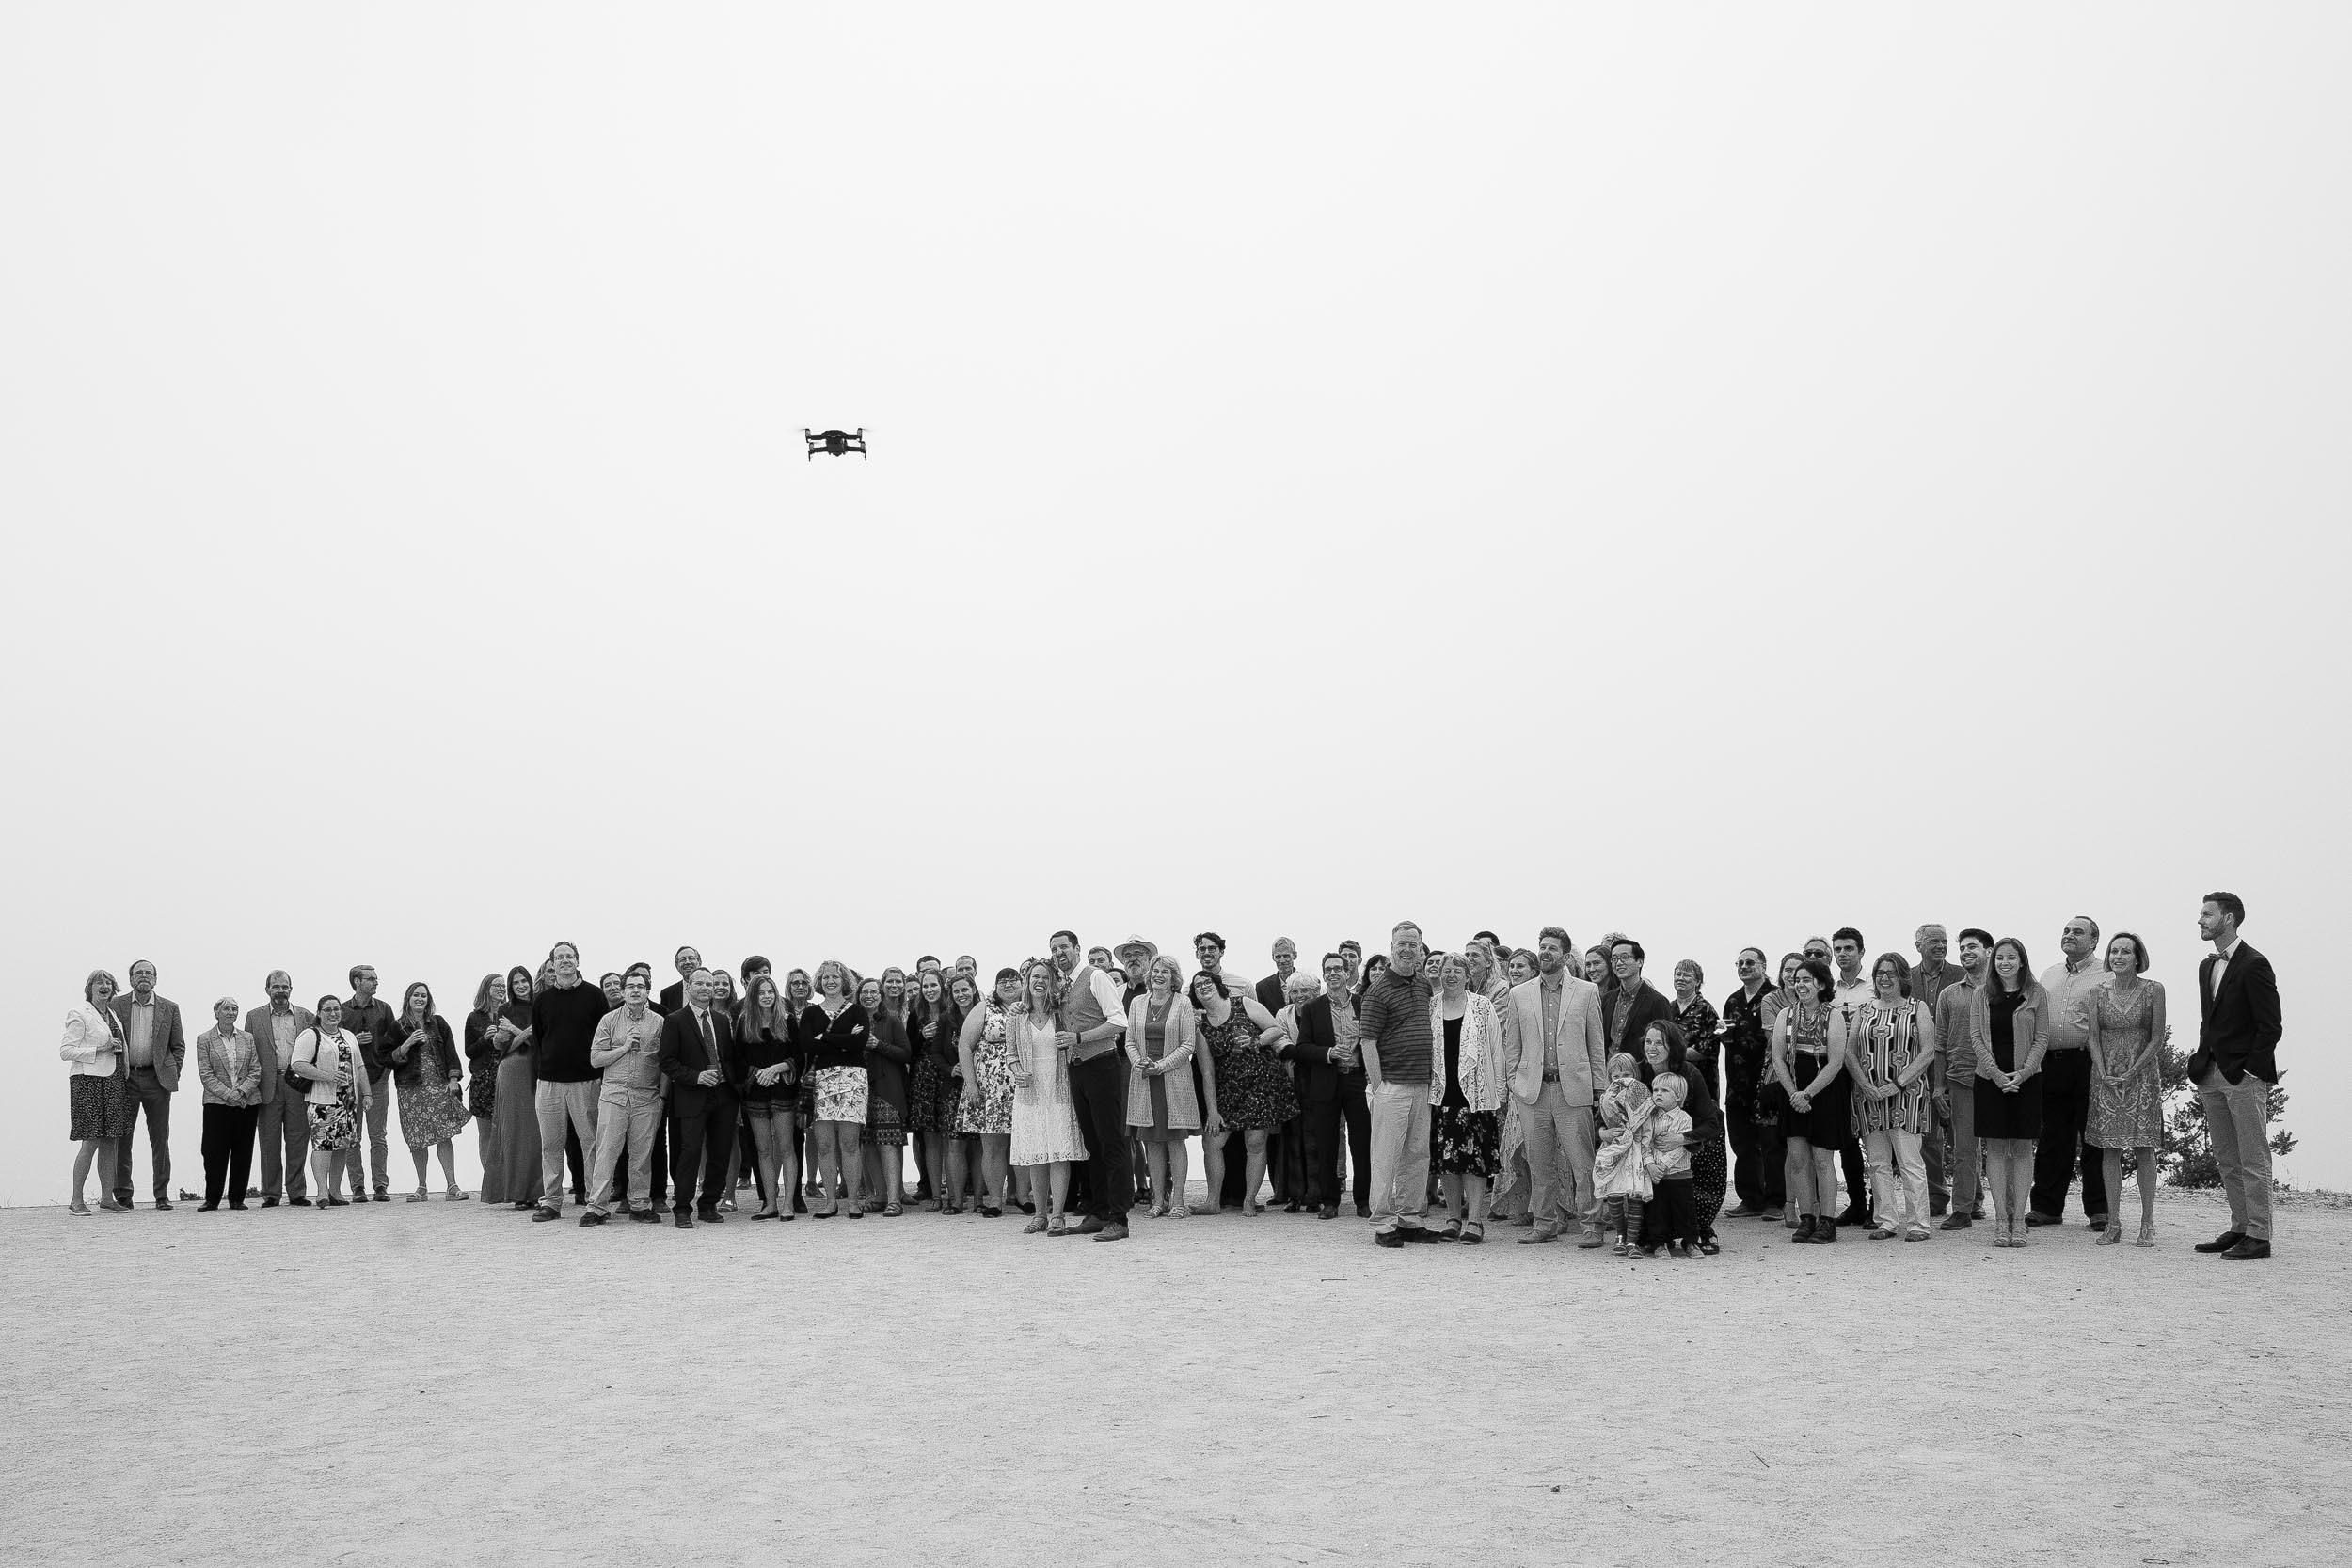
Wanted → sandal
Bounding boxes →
[979,1206,1003,1219]
[446,1189,470,1202]
[1024,1214,1048,1234]
[1439,1220,1463,1241]
[1169,1203,1189,1219]
[2097,1222,2123,1247]
[1046,1215,1068,1237]
[882,1202,903,1217]
[1460,1221,1486,1244]
[407,1188,430,1203]
[69,1200,91,1215]
[2135,1221,2156,1249]
[1698,1238,1721,1256]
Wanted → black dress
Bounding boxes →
[1973,989,2043,1141]
[1429,1014,1501,1178]
[1784,1006,1851,1148]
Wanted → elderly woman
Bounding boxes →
[464,974,510,1205]
[1770,958,1849,1243]
[1430,951,1506,1243]
[2087,932,2167,1248]
[1847,954,1940,1242]
[195,997,263,1211]
[63,970,134,1213]
[1194,971,1292,1216]
[1671,960,1721,1106]
[956,969,1020,1217]
[1970,938,2051,1248]
[388,981,471,1201]
[291,996,372,1206]
[799,958,870,1219]
[1127,954,1206,1216]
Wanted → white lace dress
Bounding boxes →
[1007,1009,1088,1166]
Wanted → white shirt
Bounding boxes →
[2209,936,2242,997]
[1065,963,1129,1036]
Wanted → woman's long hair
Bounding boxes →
[471,974,503,1016]
[740,974,793,1042]
[505,966,534,1008]
[401,981,437,1025]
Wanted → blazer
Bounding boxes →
[243,1005,317,1100]
[60,1003,124,1076]
[658,1006,741,1116]
[110,993,187,1092]
[195,1026,263,1106]
[1277,995,1344,1104]
[1505,974,1607,1107]
[2191,942,2282,1086]
[1607,980,1677,1066]
[1254,973,1293,1016]
[658,980,686,1016]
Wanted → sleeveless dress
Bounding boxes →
[1202,1005,1298,1131]
[2086,980,2163,1149]
[1008,1010,1087,1165]
[1783,1006,1850,1148]
[1847,1000,1931,1139]
[955,1002,1017,1135]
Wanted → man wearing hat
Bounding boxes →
[1114,936,1158,1007]
[1114,936,1161,1206]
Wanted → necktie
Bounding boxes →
[702,1010,717,1064]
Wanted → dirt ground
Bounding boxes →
[3,1186,2345,1567]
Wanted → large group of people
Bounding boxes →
[58,893,2285,1260]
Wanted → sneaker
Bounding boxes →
[1576,1230,1606,1249]
[1759,1207,1784,1222]
[1869,1226,1898,1241]
[1724,1204,1762,1220]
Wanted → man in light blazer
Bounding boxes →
[1506,927,1608,1247]
[109,960,187,1209]
[2189,892,2284,1260]
[246,974,316,1206]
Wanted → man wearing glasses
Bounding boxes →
[1719,948,1784,1220]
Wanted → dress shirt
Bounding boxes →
[1068,963,1130,1040]
[2209,936,2241,996]
[1933,974,1984,1080]
[1538,976,1565,1078]
[2038,956,2106,1050]
[128,1000,156,1069]
[343,994,399,1077]
[196,1027,263,1106]
[270,1008,297,1069]
[1913,958,1966,1013]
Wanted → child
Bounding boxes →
[1591,1053,1654,1254]
[1643,1073,1699,1259]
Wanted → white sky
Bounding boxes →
[4,5,2347,1202]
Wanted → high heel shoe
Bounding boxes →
[2135,1221,2156,1248]
[2097,1222,2123,1246]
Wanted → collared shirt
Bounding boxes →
[591,1005,665,1092]
[270,1006,297,1071]
[1328,991,1359,1052]
[1721,982,1772,1102]
[1359,966,1434,1085]
[343,994,400,1078]
[1933,975,1984,1078]
[2039,957,2106,1049]
[2209,936,2242,997]
[1912,958,1966,1013]
[1065,962,1130,1045]
[128,999,156,1069]
[1538,976,1564,1076]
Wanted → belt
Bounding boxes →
[2045,1042,2089,1052]
[1541,1070,1561,1083]
[1069,1043,1120,1065]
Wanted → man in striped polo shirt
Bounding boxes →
[1361,921,1443,1246]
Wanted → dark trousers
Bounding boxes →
[1303,1099,1342,1208]
[200,1102,259,1206]
[668,1098,739,1215]
[1646,1175,1699,1245]
[1329,1079,1372,1210]
[1066,1053,1131,1223]
[112,1067,173,1203]
[1728,1109,1786,1209]
[612,1116,669,1209]
[2031,1050,2108,1219]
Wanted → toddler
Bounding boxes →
[1591,1053,1654,1253]
[1642,1073,1698,1259]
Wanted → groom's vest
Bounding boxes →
[1065,966,1116,1063]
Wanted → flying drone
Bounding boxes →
[804,427,867,460]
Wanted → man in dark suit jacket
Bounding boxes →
[659,945,701,1016]
[2188,893,2284,1260]
[245,975,315,1205]
[657,968,739,1227]
[110,960,186,1208]
[1279,963,1350,1218]
[1606,940,1678,1069]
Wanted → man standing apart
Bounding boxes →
[109,960,186,1210]
[246,974,313,1205]
[2030,916,2112,1229]
[657,968,740,1228]
[2190,893,2282,1261]
[342,964,398,1201]
[1361,921,1442,1246]
[529,942,606,1221]
[1050,930,1133,1241]
[1933,929,1993,1229]
[1510,928,1608,1247]
[582,974,667,1226]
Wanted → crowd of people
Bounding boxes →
[57,894,2285,1259]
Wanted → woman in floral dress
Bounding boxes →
[956,970,1020,1216]
[1192,970,1294,1215]
[292,996,371,1206]
[2087,932,2168,1248]
[389,981,472,1201]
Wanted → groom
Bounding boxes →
[2187,893,2283,1261]
[1050,931,1134,1241]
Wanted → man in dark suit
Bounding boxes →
[1278,959,1348,1219]
[2188,892,2283,1260]
[657,967,739,1228]
[1257,939,1302,1208]
[1606,939,1677,1070]
[109,960,186,1209]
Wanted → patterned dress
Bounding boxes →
[1847,1000,1932,1138]
[2087,980,2164,1150]
[395,1021,472,1148]
[954,1002,1017,1135]
[1008,1009,1088,1165]
[1202,1004,1298,1132]
[306,1034,363,1152]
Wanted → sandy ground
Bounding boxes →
[3,1186,2346,1568]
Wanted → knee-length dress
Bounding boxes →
[396,1020,472,1148]
[2086,980,2163,1150]
[1974,989,2043,1141]
[1782,1006,1851,1148]
[1430,1015,1501,1178]
[1848,1001,1932,1140]
[1008,1010,1087,1165]
[955,1003,1017,1135]
[1203,1005,1298,1132]
[68,1057,134,1142]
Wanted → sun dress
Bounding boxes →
[2086,980,2164,1150]
[905,1004,965,1134]
[1007,1008,1087,1165]
[1847,1000,1932,1139]
[301,1032,364,1153]
[1430,1014,1502,1177]
[395,1019,472,1148]
[1202,1004,1299,1132]
[955,1001,1017,1135]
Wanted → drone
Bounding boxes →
[804,427,867,460]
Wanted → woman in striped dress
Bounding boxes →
[1846,954,1939,1242]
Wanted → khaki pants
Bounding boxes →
[1518,1079,1600,1235]
[1367,1081,1431,1234]
[535,1080,601,1213]
[2197,1068,2274,1241]
[587,1086,663,1216]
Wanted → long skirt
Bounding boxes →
[493,1053,543,1204]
